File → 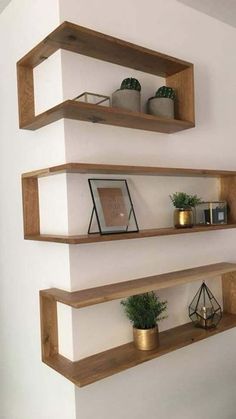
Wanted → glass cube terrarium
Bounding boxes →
[74,92,110,106]
[195,201,227,225]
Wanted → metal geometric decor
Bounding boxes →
[189,282,222,329]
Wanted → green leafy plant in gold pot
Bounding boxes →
[170,192,202,228]
[121,292,167,351]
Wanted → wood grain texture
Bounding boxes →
[166,67,195,124]
[18,21,192,76]
[222,271,236,314]
[17,64,35,127]
[41,263,236,308]
[17,27,60,68]
[40,293,58,360]
[43,313,236,387]
[220,176,236,223]
[24,224,236,244]
[22,177,40,236]
[19,100,194,132]
[22,162,236,179]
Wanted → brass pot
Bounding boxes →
[174,208,193,228]
[133,325,159,351]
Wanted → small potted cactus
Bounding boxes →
[121,292,167,351]
[147,86,176,119]
[112,77,141,112]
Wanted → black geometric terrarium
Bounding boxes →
[189,282,222,329]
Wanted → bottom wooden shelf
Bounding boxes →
[44,313,236,387]
[41,265,236,386]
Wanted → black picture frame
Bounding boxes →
[88,178,139,235]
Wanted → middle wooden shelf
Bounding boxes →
[22,162,236,244]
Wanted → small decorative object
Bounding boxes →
[121,292,167,351]
[195,201,227,225]
[74,92,110,106]
[112,77,141,112]
[147,86,176,119]
[170,192,202,228]
[189,282,222,329]
[88,179,139,235]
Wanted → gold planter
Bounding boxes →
[174,208,193,228]
[133,326,159,351]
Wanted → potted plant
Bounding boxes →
[121,292,167,351]
[170,192,202,228]
[112,77,141,112]
[147,86,176,118]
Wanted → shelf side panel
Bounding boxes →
[40,293,58,360]
[166,66,195,124]
[17,64,35,127]
[22,177,40,236]
[222,271,236,314]
[220,176,236,223]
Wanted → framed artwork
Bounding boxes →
[88,179,139,235]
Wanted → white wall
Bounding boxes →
[1,1,236,419]
[58,1,236,419]
[0,1,76,418]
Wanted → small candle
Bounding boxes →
[197,306,214,328]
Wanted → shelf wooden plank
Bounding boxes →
[19,100,194,132]
[18,21,192,76]
[44,313,236,387]
[22,162,236,179]
[25,224,236,244]
[41,263,236,308]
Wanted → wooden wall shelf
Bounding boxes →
[22,162,236,178]
[24,225,236,244]
[40,263,236,387]
[18,100,194,133]
[17,21,195,133]
[22,162,236,243]
[41,263,236,308]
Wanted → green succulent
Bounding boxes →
[120,77,141,92]
[121,292,167,330]
[170,192,202,209]
[155,86,176,100]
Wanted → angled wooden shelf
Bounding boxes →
[22,162,236,178]
[40,263,236,387]
[22,162,236,244]
[24,224,236,244]
[19,101,194,133]
[17,21,195,133]
[42,262,236,308]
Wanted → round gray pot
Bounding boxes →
[147,97,174,119]
[112,89,141,112]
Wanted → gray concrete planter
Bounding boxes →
[112,89,141,112]
[147,97,174,119]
